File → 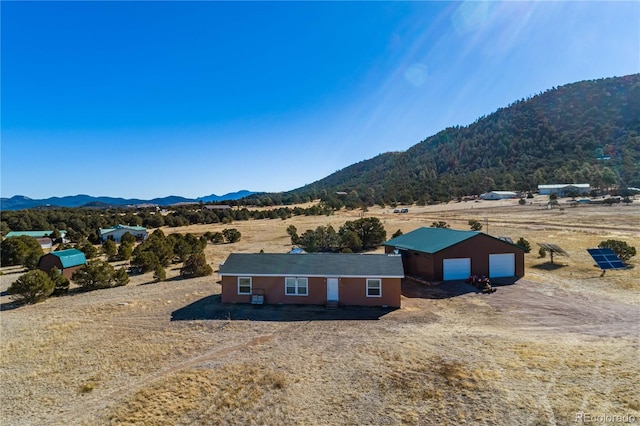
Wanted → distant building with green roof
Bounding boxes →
[99,225,148,242]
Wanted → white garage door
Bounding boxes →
[443,258,471,281]
[489,253,515,278]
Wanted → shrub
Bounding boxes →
[180,253,213,278]
[431,221,450,228]
[392,229,404,238]
[113,267,130,287]
[49,267,70,296]
[538,247,547,258]
[468,220,482,231]
[8,270,55,304]
[153,264,166,282]
[102,239,117,259]
[209,232,224,244]
[72,260,126,290]
[77,240,98,259]
[518,198,527,205]
[222,228,241,243]
[598,240,636,263]
[516,237,531,253]
[0,236,43,268]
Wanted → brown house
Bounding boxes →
[383,227,524,282]
[38,248,87,279]
[218,253,404,308]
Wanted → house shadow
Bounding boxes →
[401,277,520,299]
[170,294,397,322]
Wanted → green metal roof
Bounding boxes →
[219,253,404,278]
[5,230,67,238]
[383,227,479,254]
[51,249,87,268]
[99,224,147,235]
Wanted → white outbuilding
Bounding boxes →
[99,225,148,242]
[480,191,518,200]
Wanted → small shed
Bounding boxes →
[218,253,404,307]
[383,227,524,282]
[38,248,87,279]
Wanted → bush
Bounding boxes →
[598,240,636,263]
[538,247,547,258]
[113,267,130,286]
[49,267,70,296]
[392,229,403,238]
[468,220,482,231]
[0,236,44,268]
[180,253,213,278]
[77,240,98,259]
[222,228,241,243]
[431,221,450,229]
[153,264,166,282]
[8,270,55,304]
[72,260,128,290]
[516,237,531,253]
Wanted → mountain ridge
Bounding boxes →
[0,191,255,211]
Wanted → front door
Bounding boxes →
[327,278,339,302]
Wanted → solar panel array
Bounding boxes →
[498,236,514,244]
[537,243,570,256]
[587,248,626,270]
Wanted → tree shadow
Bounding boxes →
[171,294,397,322]
[531,263,568,271]
[0,300,22,311]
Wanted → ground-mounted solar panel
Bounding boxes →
[537,243,569,256]
[498,236,514,244]
[587,248,626,270]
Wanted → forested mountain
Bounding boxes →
[283,74,640,205]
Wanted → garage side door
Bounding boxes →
[489,253,515,278]
[442,258,471,281]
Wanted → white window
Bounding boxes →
[238,277,252,295]
[366,279,382,297]
[285,277,308,296]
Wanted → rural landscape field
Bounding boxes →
[1,197,638,425]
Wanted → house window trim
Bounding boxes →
[285,277,308,296]
[366,278,382,298]
[238,277,252,295]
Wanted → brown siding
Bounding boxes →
[435,234,524,280]
[387,234,524,281]
[221,275,401,307]
[338,277,401,308]
[37,255,83,280]
[38,255,63,274]
[385,246,435,281]
[62,265,83,280]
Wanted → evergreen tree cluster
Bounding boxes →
[291,217,387,253]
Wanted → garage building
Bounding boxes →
[383,227,525,282]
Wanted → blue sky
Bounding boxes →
[2,1,639,200]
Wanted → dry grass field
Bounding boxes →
[1,197,639,425]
